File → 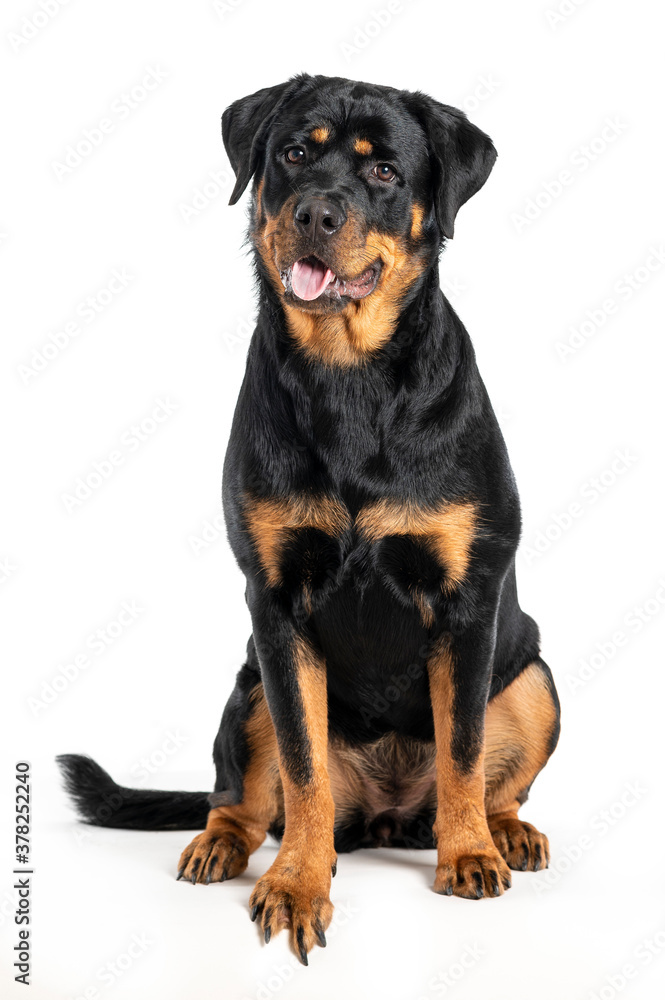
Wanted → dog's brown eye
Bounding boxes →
[285,147,306,165]
[372,163,397,183]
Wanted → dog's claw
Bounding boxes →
[176,867,184,881]
[248,860,333,963]
[296,926,308,966]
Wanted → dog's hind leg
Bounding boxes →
[178,664,281,886]
[484,658,560,872]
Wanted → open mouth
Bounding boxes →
[280,255,381,303]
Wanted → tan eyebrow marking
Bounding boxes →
[354,138,373,156]
[310,127,330,143]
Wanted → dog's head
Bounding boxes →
[222,75,496,360]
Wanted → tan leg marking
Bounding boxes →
[177,685,281,884]
[427,641,511,898]
[249,638,336,963]
[484,661,558,870]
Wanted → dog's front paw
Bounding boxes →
[249,852,334,965]
[434,846,512,898]
[177,828,250,884]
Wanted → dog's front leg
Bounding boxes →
[248,598,335,963]
[427,623,512,899]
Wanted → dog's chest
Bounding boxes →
[243,492,478,623]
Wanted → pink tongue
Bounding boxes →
[291,258,335,300]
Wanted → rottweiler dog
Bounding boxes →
[58,73,560,965]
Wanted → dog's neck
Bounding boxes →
[255,254,461,377]
[244,259,481,500]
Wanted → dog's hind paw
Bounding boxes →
[177,828,250,885]
[488,812,550,872]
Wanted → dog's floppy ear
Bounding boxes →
[404,93,497,239]
[222,75,311,205]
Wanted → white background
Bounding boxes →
[2,0,665,997]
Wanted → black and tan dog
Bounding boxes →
[58,73,560,965]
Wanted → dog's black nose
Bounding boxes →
[294,197,346,240]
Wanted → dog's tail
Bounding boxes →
[56,754,210,830]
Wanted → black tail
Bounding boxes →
[56,755,210,830]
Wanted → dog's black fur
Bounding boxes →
[59,74,560,962]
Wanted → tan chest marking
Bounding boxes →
[244,493,477,607]
[243,493,351,587]
[356,499,478,591]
